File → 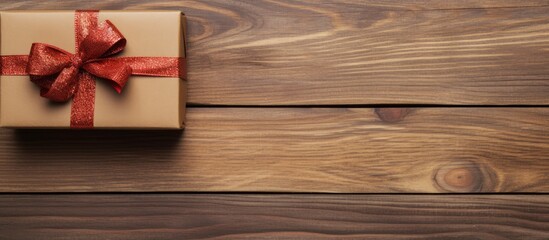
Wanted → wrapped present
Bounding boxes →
[0,10,187,129]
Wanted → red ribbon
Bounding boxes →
[0,10,185,128]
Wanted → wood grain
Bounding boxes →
[0,107,547,193]
[2,0,549,105]
[1,194,548,239]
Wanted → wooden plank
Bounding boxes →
[4,1,549,105]
[0,107,547,193]
[0,194,548,239]
[187,2,549,105]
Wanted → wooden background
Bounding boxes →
[1,0,548,239]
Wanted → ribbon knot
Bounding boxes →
[26,20,130,102]
[71,55,83,69]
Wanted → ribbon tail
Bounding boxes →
[70,72,96,129]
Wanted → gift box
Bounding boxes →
[0,10,187,129]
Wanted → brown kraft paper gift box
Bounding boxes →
[0,10,187,129]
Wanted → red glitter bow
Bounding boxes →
[0,10,185,128]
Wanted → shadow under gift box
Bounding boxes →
[0,11,187,129]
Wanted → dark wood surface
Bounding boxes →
[0,108,547,193]
[1,194,548,240]
[1,1,548,239]
[3,0,549,105]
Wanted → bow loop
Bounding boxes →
[79,20,126,61]
[27,43,72,76]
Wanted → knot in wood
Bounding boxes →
[374,108,410,123]
[434,160,496,193]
